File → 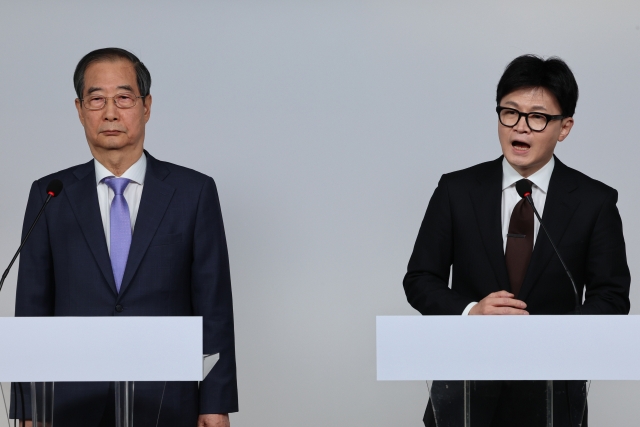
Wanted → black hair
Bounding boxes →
[73,47,151,100]
[496,54,578,117]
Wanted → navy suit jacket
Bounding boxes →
[13,152,238,425]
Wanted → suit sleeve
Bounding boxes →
[191,177,239,414]
[403,175,474,315]
[15,180,55,315]
[579,189,631,315]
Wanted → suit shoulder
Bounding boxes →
[439,158,500,186]
[149,157,220,195]
[32,161,93,191]
[158,160,213,183]
[558,161,618,198]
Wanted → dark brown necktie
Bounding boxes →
[505,179,534,297]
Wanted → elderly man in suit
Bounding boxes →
[404,55,630,426]
[13,48,237,427]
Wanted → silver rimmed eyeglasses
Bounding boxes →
[81,93,145,110]
[496,106,564,132]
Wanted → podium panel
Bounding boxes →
[0,317,203,382]
[375,316,637,426]
[377,315,640,380]
[4,317,215,426]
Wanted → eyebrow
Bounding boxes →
[502,100,548,111]
[86,85,136,95]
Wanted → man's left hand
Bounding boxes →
[197,414,230,427]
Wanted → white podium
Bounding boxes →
[376,315,634,426]
[376,315,638,380]
[4,317,217,426]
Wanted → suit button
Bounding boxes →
[115,304,124,312]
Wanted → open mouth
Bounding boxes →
[512,141,531,152]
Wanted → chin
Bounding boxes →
[97,139,132,151]
[504,154,526,165]
[505,156,536,172]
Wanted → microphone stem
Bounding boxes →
[525,195,581,312]
[0,194,52,292]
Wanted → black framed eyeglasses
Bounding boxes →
[81,93,145,110]
[496,106,564,132]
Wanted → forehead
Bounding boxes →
[83,59,137,95]
[500,87,560,112]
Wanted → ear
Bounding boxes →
[75,98,85,127]
[557,117,574,142]
[143,94,152,123]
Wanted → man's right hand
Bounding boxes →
[468,291,528,315]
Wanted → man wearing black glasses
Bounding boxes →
[404,55,630,426]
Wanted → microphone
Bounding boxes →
[516,179,581,312]
[0,179,63,292]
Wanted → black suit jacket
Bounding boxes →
[404,156,630,426]
[13,152,238,426]
[404,156,630,316]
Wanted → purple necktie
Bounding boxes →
[104,177,131,292]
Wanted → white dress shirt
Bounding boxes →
[461,156,555,315]
[95,153,147,254]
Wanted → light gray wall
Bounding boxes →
[0,1,639,425]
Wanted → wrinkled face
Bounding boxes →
[498,87,573,177]
[75,59,151,156]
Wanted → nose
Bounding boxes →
[513,114,531,132]
[103,97,120,121]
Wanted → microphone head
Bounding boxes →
[46,179,63,197]
[516,179,532,198]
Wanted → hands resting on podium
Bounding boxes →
[19,413,230,427]
[468,291,529,315]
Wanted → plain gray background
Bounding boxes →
[0,1,639,425]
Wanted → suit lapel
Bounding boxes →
[118,153,175,298]
[65,160,118,294]
[470,158,510,292]
[518,157,580,301]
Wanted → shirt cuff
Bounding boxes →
[461,302,478,316]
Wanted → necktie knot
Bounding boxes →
[104,177,131,195]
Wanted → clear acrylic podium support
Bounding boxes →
[25,381,136,427]
[546,380,552,427]
[30,382,54,426]
[428,379,588,427]
[461,380,552,427]
[115,381,134,427]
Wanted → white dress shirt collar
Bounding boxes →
[94,153,147,185]
[501,155,554,193]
